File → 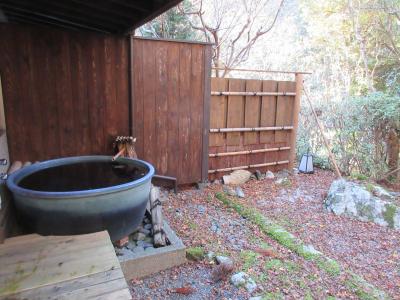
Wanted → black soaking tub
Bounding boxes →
[6,156,155,241]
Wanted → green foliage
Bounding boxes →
[316,258,341,277]
[297,92,400,178]
[262,291,285,300]
[138,1,199,40]
[186,247,205,261]
[240,250,259,272]
[345,273,390,300]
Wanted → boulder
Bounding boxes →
[324,179,400,229]
[223,170,252,185]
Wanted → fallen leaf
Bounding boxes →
[172,286,195,295]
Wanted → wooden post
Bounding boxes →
[288,73,303,170]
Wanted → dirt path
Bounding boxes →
[129,169,399,299]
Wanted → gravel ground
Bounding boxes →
[128,169,400,299]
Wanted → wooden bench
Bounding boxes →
[0,231,131,299]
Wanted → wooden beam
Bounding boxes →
[288,73,303,169]
[210,126,293,133]
[201,45,212,182]
[211,91,296,96]
[209,146,290,157]
[212,67,312,75]
[208,160,289,173]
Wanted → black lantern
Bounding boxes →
[299,149,314,174]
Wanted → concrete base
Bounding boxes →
[118,220,186,280]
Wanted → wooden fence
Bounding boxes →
[208,76,302,179]
[0,24,130,162]
[131,38,212,184]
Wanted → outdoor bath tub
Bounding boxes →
[6,156,155,241]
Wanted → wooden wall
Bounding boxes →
[131,38,211,184]
[0,24,130,162]
[208,77,301,180]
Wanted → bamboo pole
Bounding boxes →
[302,87,342,178]
[209,146,291,157]
[212,67,312,75]
[208,160,289,174]
[288,73,303,169]
[211,91,296,96]
[210,126,293,133]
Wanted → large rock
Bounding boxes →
[223,170,252,185]
[324,179,400,229]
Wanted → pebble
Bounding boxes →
[137,240,153,249]
[230,272,257,293]
[197,205,206,214]
[265,170,275,179]
[132,232,147,241]
[216,256,233,266]
[139,228,151,235]
[235,187,245,198]
[144,223,153,230]
[206,251,215,260]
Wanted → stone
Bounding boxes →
[249,297,262,300]
[325,179,400,229]
[206,251,215,260]
[265,170,275,179]
[276,169,290,178]
[230,272,257,293]
[144,223,152,230]
[255,170,262,180]
[197,205,206,214]
[216,255,233,266]
[302,245,322,256]
[196,182,209,190]
[211,221,220,233]
[212,179,222,185]
[137,240,153,249]
[132,232,147,241]
[292,168,299,175]
[223,170,252,185]
[139,228,151,235]
[223,185,237,197]
[235,187,245,198]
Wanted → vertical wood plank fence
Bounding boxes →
[208,75,303,180]
[131,37,212,185]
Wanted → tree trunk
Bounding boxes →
[387,128,399,179]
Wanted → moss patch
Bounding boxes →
[186,247,205,261]
[215,192,390,299]
[240,250,259,272]
[262,291,285,300]
[383,204,397,228]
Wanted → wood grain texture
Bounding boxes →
[208,77,297,180]
[0,231,130,300]
[0,24,130,162]
[131,38,211,184]
[244,80,261,145]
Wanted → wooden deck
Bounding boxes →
[0,231,131,299]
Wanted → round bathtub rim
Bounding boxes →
[6,155,155,199]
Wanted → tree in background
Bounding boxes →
[138,2,199,40]
[178,0,285,77]
[299,0,400,179]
